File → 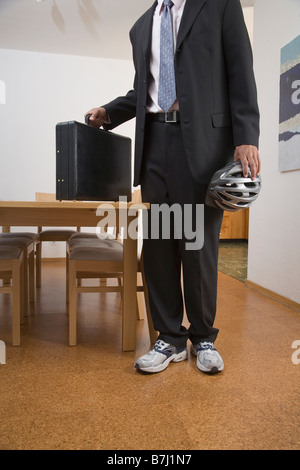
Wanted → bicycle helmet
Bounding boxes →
[205,161,262,212]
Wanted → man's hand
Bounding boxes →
[234,145,261,180]
[84,107,108,128]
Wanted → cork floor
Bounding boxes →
[0,260,299,450]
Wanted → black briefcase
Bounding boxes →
[56,121,131,201]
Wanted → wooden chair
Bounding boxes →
[35,192,80,287]
[0,235,38,315]
[67,237,157,348]
[66,191,157,347]
[0,246,24,346]
[0,230,39,294]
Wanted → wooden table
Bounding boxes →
[0,200,148,351]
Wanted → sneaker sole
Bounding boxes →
[135,350,188,374]
[196,360,224,375]
[191,345,224,375]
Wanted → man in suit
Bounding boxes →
[86,0,261,374]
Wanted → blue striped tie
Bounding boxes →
[158,0,177,112]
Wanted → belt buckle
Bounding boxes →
[165,111,177,123]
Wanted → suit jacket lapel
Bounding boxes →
[177,0,207,50]
[142,1,158,58]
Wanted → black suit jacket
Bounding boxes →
[103,0,260,186]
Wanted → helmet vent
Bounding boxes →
[205,162,262,212]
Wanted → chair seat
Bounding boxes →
[69,239,123,261]
[0,246,22,260]
[39,229,77,241]
[69,232,117,244]
[68,232,99,248]
[0,232,39,241]
[0,237,35,248]
[69,233,98,240]
[68,237,119,249]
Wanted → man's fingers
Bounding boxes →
[84,107,108,128]
[84,108,98,126]
[234,145,261,180]
[248,156,257,179]
[84,109,94,119]
[256,151,261,175]
[243,158,251,178]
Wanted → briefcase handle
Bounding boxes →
[85,114,92,125]
[84,114,109,132]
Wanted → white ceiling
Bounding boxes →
[0,0,256,61]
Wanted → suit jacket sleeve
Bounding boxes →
[102,29,138,131]
[223,0,260,148]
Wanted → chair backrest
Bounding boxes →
[35,192,56,202]
[131,189,142,204]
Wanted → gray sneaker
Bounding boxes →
[135,340,188,374]
[191,342,224,374]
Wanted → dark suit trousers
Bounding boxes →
[141,117,224,348]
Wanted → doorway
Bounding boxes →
[218,209,249,282]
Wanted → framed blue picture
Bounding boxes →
[279,35,300,172]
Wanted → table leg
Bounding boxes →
[2,227,11,286]
[122,234,137,351]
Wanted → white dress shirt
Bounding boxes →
[147,0,187,113]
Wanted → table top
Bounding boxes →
[0,200,149,209]
[0,200,149,228]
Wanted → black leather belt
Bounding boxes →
[147,111,181,123]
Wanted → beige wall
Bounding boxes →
[248,0,300,303]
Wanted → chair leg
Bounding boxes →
[68,259,77,346]
[36,242,41,288]
[22,247,29,317]
[12,256,22,346]
[2,273,10,286]
[20,254,25,325]
[137,272,145,320]
[66,250,69,303]
[29,249,35,303]
[117,277,123,300]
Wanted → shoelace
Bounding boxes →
[198,342,216,351]
[153,340,170,352]
[152,341,178,359]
